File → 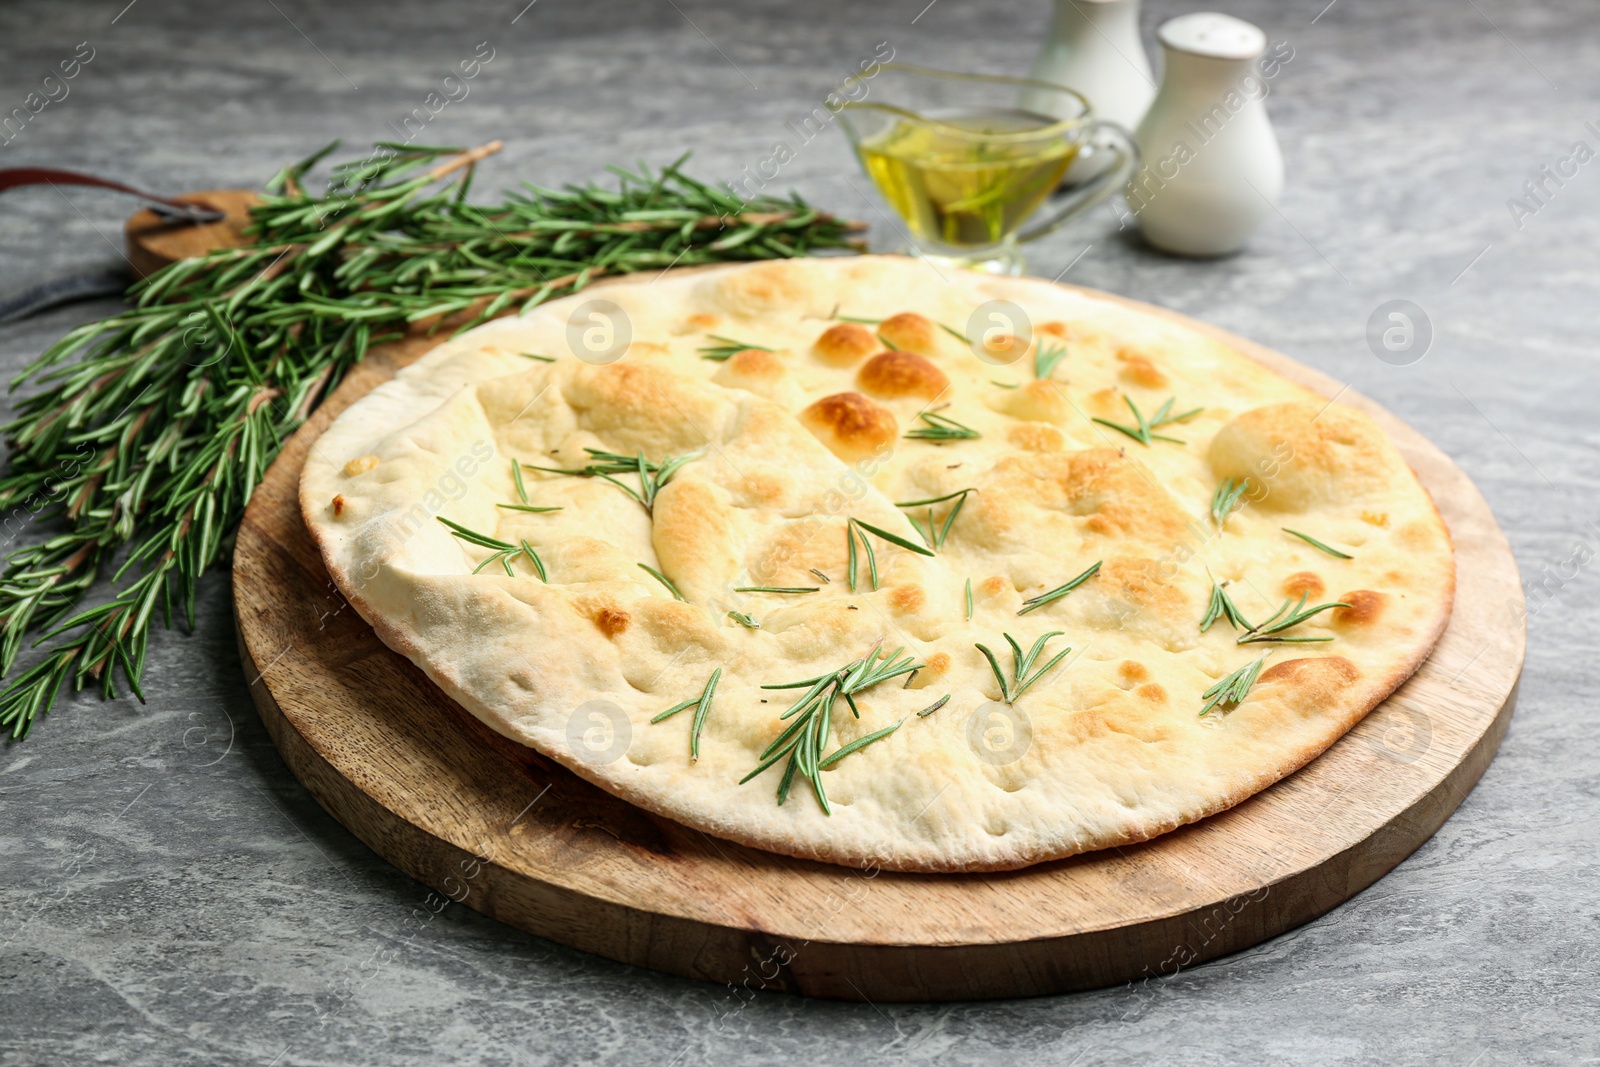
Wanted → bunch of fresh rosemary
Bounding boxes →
[0,140,861,740]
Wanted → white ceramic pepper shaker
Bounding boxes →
[1023,0,1154,131]
[1126,12,1285,257]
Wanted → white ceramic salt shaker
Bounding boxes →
[1023,0,1154,131]
[1127,12,1285,257]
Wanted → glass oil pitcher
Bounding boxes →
[834,63,1139,274]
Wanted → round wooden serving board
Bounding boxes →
[234,274,1524,1002]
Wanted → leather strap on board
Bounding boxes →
[0,167,223,221]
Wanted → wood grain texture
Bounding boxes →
[232,273,1524,1001]
[124,189,259,279]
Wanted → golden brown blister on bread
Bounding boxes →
[301,256,1454,873]
[812,323,877,367]
[856,350,949,401]
[1117,348,1170,389]
[1007,423,1065,452]
[706,258,827,319]
[996,379,1074,424]
[1282,571,1326,599]
[711,347,798,406]
[1258,657,1363,716]
[1332,589,1386,628]
[964,449,1190,550]
[876,311,939,354]
[797,391,897,462]
[1209,401,1401,510]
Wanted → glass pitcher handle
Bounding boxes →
[1017,120,1141,244]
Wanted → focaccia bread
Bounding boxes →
[300,255,1454,872]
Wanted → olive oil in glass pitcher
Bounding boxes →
[836,64,1138,274]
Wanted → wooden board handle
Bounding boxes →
[124,189,259,279]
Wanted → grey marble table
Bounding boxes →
[1,0,1596,1064]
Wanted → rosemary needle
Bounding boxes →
[895,488,975,550]
[1200,655,1269,716]
[437,517,542,579]
[734,586,818,594]
[1236,593,1350,644]
[976,631,1071,704]
[904,411,981,442]
[698,335,774,361]
[917,694,951,718]
[650,696,698,723]
[1091,395,1202,446]
[520,539,547,582]
[496,503,563,514]
[436,516,509,550]
[816,720,903,769]
[1283,528,1354,559]
[845,516,935,591]
[689,668,722,759]
[1034,341,1067,380]
[511,459,530,503]
[651,668,722,761]
[1017,560,1101,616]
[520,352,556,362]
[637,562,685,601]
[965,577,974,621]
[526,448,696,513]
[727,610,760,629]
[1211,477,1249,530]
[1199,577,1251,633]
[894,487,968,508]
[743,643,922,812]
[852,517,936,555]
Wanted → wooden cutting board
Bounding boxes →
[232,274,1524,1001]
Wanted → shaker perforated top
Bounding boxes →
[1158,12,1266,60]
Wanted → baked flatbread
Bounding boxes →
[300,255,1454,872]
